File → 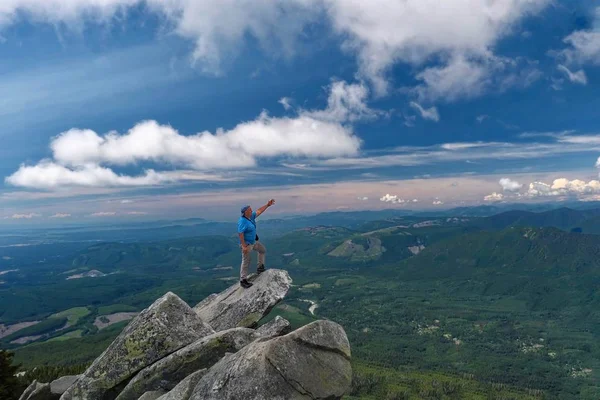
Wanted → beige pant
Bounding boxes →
[240,241,266,280]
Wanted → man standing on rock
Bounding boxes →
[238,199,275,288]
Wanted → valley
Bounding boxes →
[2,207,600,398]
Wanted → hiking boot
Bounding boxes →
[257,264,266,274]
[240,279,253,289]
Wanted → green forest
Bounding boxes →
[2,207,600,399]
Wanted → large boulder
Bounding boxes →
[137,391,165,400]
[189,320,352,400]
[117,317,292,400]
[116,328,255,400]
[193,269,291,331]
[255,316,292,337]
[19,381,54,400]
[19,375,81,400]
[61,292,214,400]
[155,370,206,400]
[50,376,80,396]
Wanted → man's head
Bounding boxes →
[241,205,252,218]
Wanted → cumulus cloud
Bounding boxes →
[484,192,504,201]
[527,179,600,197]
[4,213,41,219]
[357,196,369,201]
[90,212,117,217]
[432,200,444,205]
[409,102,439,122]
[499,177,523,192]
[380,194,412,204]
[0,0,551,100]
[304,81,378,122]
[557,65,588,85]
[6,82,363,189]
[50,213,71,218]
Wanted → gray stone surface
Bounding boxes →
[137,391,166,400]
[116,328,256,400]
[256,316,291,338]
[50,376,80,395]
[193,269,291,331]
[19,380,55,400]
[60,292,214,400]
[155,370,206,400]
[189,320,352,400]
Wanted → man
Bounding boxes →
[238,199,275,288]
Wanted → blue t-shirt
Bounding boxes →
[238,211,257,245]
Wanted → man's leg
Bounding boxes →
[254,241,266,273]
[240,244,254,286]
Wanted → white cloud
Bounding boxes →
[90,212,117,217]
[0,0,551,100]
[499,177,523,192]
[557,65,588,85]
[559,31,600,66]
[409,102,439,122]
[6,83,362,189]
[527,178,600,197]
[357,196,369,201]
[120,199,134,204]
[380,194,412,204]
[432,200,444,205]
[323,0,549,96]
[484,192,504,201]
[50,213,71,218]
[278,97,293,110]
[476,115,489,123]
[5,213,41,219]
[127,211,148,215]
[304,81,378,123]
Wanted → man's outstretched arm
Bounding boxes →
[255,199,275,217]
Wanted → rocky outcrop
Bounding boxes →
[19,381,54,400]
[61,292,214,400]
[255,315,292,337]
[117,316,292,400]
[116,328,256,400]
[39,269,350,400]
[155,370,206,400]
[193,269,291,330]
[189,320,352,399]
[20,375,81,400]
[50,376,80,395]
[137,391,166,400]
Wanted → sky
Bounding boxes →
[1,0,600,223]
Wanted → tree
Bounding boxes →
[0,350,25,400]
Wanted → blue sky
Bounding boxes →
[1,0,600,223]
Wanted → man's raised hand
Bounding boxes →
[268,199,275,206]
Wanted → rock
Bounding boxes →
[19,380,54,400]
[155,370,206,400]
[61,292,214,400]
[50,376,80,395]
[137,391,166,400]
[193,269,291,331]
[256,316,292,338]
[116,328,256,400]
[189,320,352,400]
[118,318,292,400]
